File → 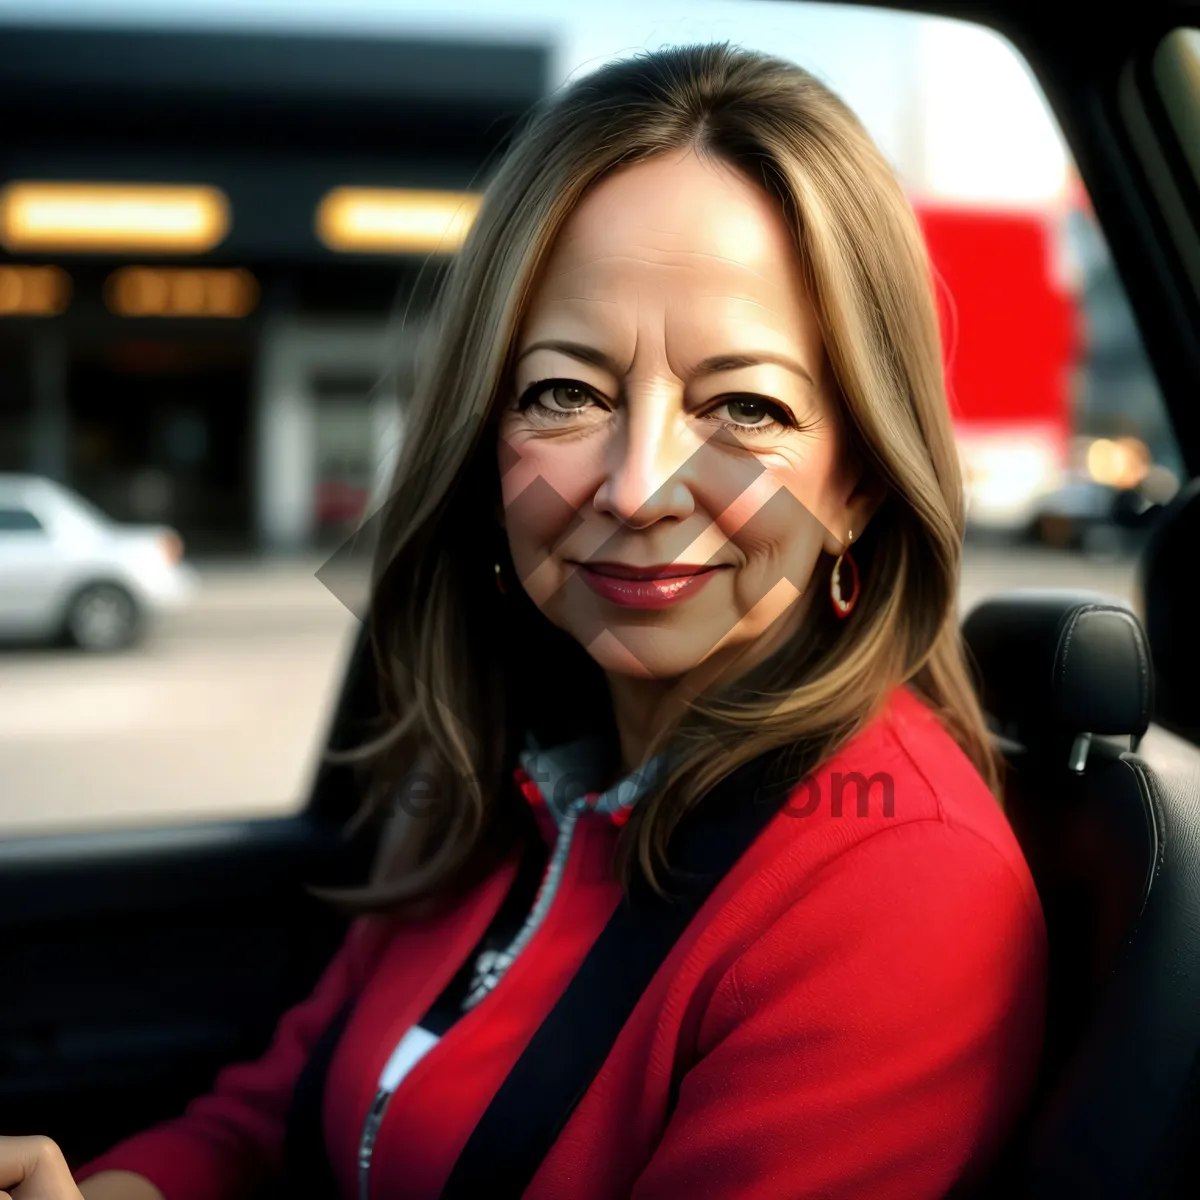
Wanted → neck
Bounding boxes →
[604,649,753,772]
[604,674,678,774]
[602,598,815,773]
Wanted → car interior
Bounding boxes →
[1,1,1199,1197]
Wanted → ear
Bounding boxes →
[821,470,886,557]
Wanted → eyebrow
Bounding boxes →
[518,339,622,375]
[695,352,815,386]
[517,339,815,386]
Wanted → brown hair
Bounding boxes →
[323,42,1000,919]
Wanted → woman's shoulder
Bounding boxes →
[814,684,1003,824]
[763,684,1040,923]
[699,686,1046,1068]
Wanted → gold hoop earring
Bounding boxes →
[830,549,860,618]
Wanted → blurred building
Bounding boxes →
[0,23,549,552]
[0,4,1175,552]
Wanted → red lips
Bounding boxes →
[579,561,717,580]
[571,561,724,609]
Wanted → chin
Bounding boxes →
[580,626,729,682]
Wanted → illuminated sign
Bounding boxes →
[0,183,230,253]
[0,265,71,315]
[315,187,481,254]
[105,267,259,318]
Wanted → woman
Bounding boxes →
[4,43,1046,1200]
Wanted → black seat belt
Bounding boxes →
[276,992,357,1199]
[438,742,804,1198]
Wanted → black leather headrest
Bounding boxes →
[1139,477,1200,737]
[963,590,1152,740]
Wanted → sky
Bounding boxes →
[0,0,1071,205]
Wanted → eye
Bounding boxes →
[539,383,595,413]
[707,395,795,432]
[515,378,605,421]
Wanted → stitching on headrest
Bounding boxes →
[1108,608,1151,727]
[1054,605,1096,692]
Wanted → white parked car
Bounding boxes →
[0,474,199,651]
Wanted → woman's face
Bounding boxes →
[498,147,873,683]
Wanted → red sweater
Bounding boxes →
[75,687,1047,1199]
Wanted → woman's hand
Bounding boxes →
[0,1136,83,1200]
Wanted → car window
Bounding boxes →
[0,1,1185,837]
[1151,29,1200,304]
[0,506,44,533]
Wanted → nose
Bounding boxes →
[592,384,698,528]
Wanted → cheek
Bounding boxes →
[498,434,599,572]
[710,448,844,542]
[711,450,841,575]
[774,444,850,531]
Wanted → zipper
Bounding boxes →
[358,1089,391,1200]
[356,797,589,1200]
[462,799,584,1010]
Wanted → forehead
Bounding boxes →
[526,149,810,327]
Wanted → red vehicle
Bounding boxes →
[915,203,1078,530]
[315,475,370,530]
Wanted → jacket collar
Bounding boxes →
[513,733,669,842]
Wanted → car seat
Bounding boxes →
[961,590,1200,1198]
[1139,477,1200,744]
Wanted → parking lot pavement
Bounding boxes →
[958,541,1138,613]
[154,554,372,631]
[0,546,1142,837]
